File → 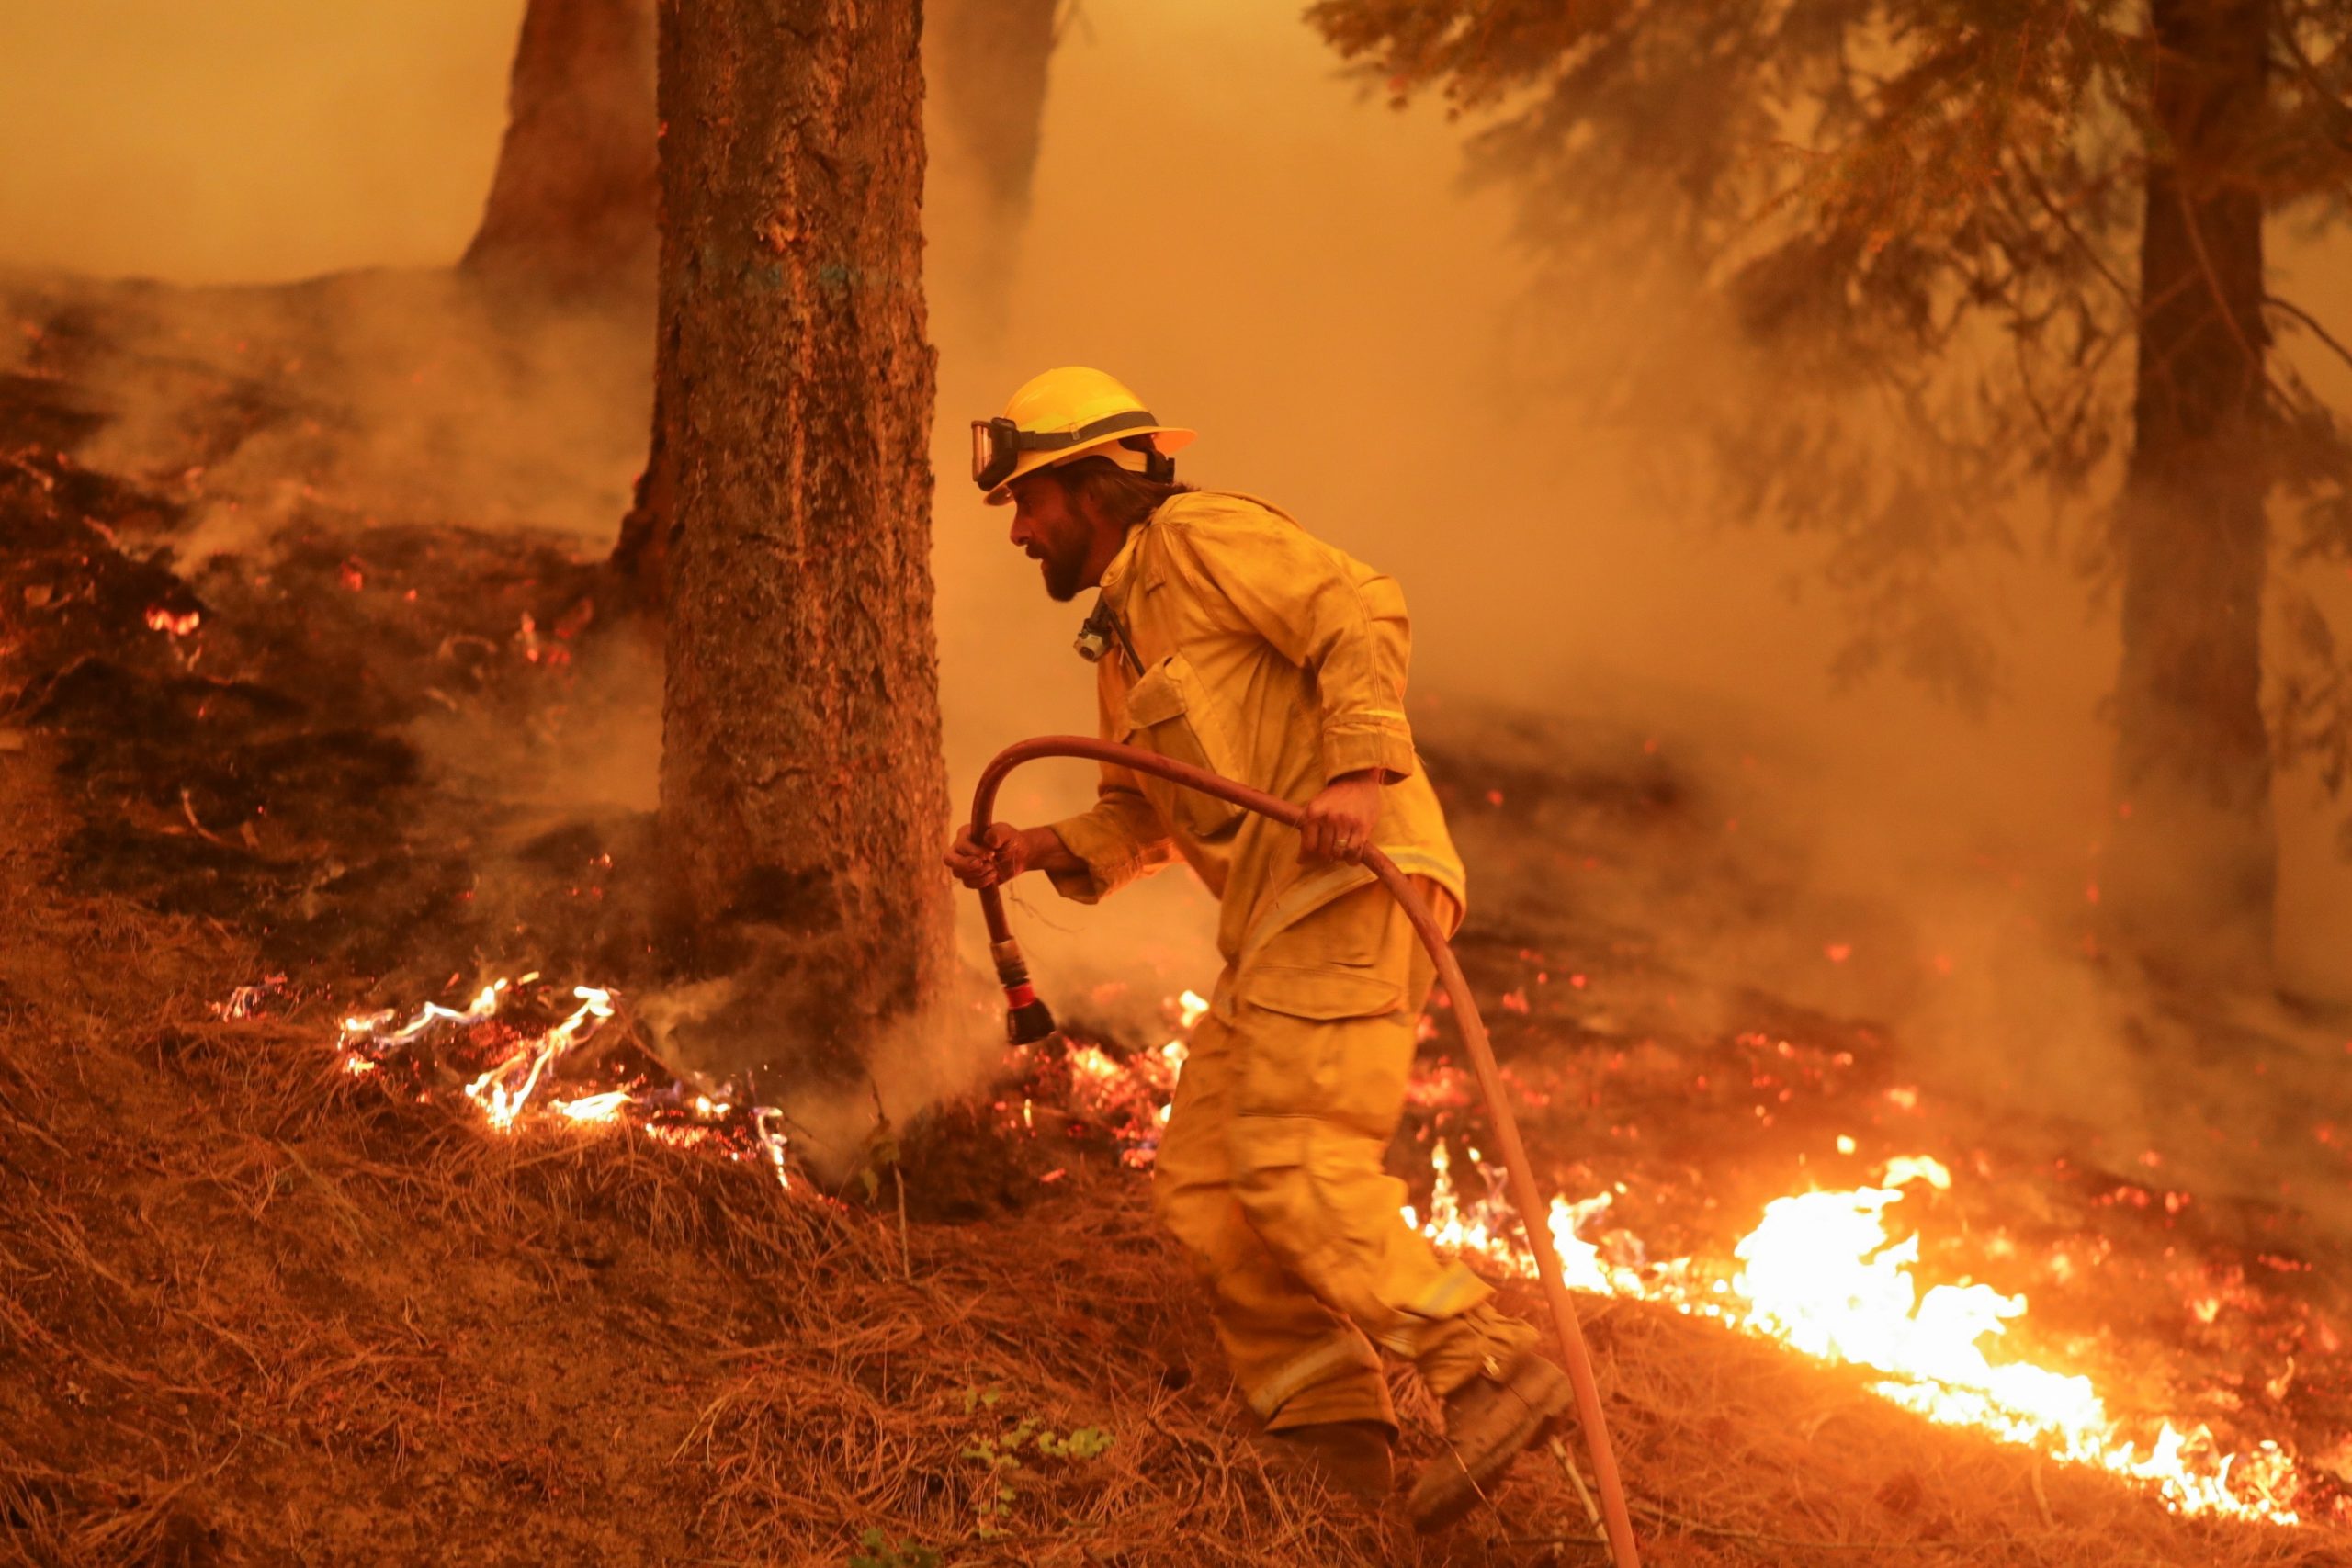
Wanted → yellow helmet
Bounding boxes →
[971,367,1196,505]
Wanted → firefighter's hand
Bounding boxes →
[1297,770,1384,864]
[946,822,1032,889]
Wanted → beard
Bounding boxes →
[1040,539,1088,602]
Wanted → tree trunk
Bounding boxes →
[461,0,658,297]
[653,0,954,1085]
[2110,0,2275,976]
[618,0,1054,611]
[610,364,673,611]
[924,0,1060,321]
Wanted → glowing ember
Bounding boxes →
[144,605,200,637]
[1061,1036,1185,1168]
[1067,1043,1128,1093]
[211,975,287,1020]
[333,976,795,1186]
[1008,989,1216,1168]
[1408,1145,2306,1524]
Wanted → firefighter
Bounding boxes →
[945,367,1573,1528]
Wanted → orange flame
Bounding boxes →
[334,977,792,1186]
[463,985,616,1129]
[1408,1144,2305,1524]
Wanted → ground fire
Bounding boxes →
[1035,1003,2315,1526]
[5,3,2351,1565]
[316,960,2329,1539]
[333,977,793,1181]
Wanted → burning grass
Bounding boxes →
[278,953,2347,1556]
[334,976,795,1180]
[1000,1016,2333,1530]
[6,859,2347,1566]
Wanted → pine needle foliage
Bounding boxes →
[1312,1,2352,745]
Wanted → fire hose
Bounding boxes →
[969,737,1641,1568]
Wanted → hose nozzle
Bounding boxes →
[990,938,1057,1044]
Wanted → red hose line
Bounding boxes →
[970,736,1641,1566]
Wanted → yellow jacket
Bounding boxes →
[1046,491,1466,976]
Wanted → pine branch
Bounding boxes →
[2265,293,2352,378]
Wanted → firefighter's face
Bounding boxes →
[1007,472,1093,603]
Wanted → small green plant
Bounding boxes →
[852,1111,902,1204]
[1035,1425,1114,1460]
[847,1527,939,1568]
[956,1386,1116,1540]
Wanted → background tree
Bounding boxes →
[1310,1,2352,979]
[462,0,658,296]
[653,0,954,1081]
[927,0,1064,318]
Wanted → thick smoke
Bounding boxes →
[923,7,2130,1009]
[34,272,655,558]
[922,3,2352,1235]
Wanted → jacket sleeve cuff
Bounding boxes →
[1041,814,1160,904]
[1321,723,1417,785]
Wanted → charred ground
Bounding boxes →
[2,273,2347,1566]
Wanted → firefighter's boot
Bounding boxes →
[1408,1348,1576,1531]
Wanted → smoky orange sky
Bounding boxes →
[4,0,2349,1017]
[0,0,515,282]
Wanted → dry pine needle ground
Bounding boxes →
[1,749,2344,1568]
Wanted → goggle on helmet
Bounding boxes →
[970,410,1177,494]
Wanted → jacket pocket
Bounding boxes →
[1121,653,1244,839]
[1244,961,1405,1021]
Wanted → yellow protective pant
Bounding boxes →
[1153,878,1537,1433]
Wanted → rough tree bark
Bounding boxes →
[654,0,954,1081]
[2110,0,2276,975]
[616,0,1058,611]
[925,0,1060,312]
[462,0,658,296]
